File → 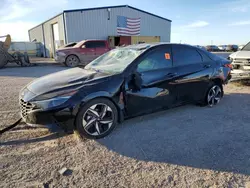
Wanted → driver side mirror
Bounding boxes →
[81,45,86,48]
[128,72,143,91]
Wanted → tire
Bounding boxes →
[0,54,7,69]
[205,83,223,107]
[0,43,8,68]
[12,52,22,65]
[75,98,118,139]
[23,52,30,64]
[65,55,80,67]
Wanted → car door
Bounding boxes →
[125,45,178,117]
[94,41,110,59]
[172,44,215,102]
[79,41,96,63]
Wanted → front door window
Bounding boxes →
[125,45,177,116]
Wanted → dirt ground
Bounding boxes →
[1,66,250,188]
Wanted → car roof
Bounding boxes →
[85,39,107,42]
[122,42,196,51]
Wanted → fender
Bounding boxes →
[82,91,113,102]
[72,91,125,122]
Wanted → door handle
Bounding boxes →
[166,72,177,77]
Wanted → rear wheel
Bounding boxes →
[65,55,80,67]
[206,84,223,107]
[75,98,118,139]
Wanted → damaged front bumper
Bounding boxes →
[21,108,74,125]
[55,55,66,64]
[20,99,75,130]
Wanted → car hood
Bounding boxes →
[57,47,75,51]
[229,51,250,59]
[25,68,112,97]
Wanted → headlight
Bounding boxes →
[31,96,71,110]
[32,90,77,101]
[31,90,78,110]
[56,51,66,56]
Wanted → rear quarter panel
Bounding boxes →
[211,59,231,84]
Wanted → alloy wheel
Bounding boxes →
[207,85,222,107]
[67,56,79,67]
[82,103,114,136]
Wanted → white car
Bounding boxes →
[218,45,227,51]
[229,42,250,77]
[238,45,245,50]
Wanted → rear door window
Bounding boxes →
[94,41,106,48]
[85,41,106,48]
[172,45,202,66]
[197,49,213,62]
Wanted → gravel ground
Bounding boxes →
[1,65,250,188]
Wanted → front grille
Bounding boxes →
[233,59,250,64]
[20,99,34,119]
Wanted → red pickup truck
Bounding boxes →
[55,40,111,67]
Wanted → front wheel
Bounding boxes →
[206,84,223,107]
[65,55,80,67]
[75,98,118,139]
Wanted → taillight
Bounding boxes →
[224,63,233,69]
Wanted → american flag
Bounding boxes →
[117,16,141,36]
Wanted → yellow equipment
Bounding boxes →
[2,34,11,50]
[0,34,31,68]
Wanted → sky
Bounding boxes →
[0,0,250,45]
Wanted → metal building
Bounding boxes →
[29,5,172,58]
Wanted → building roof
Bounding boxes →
[63,5,172,22]
[29,12,63,31]
[29,5,172,31]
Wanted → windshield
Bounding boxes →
[85,48,143,73]
[242,42,250,51]
[74,40,86,48]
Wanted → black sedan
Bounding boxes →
[19,43,232,139]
